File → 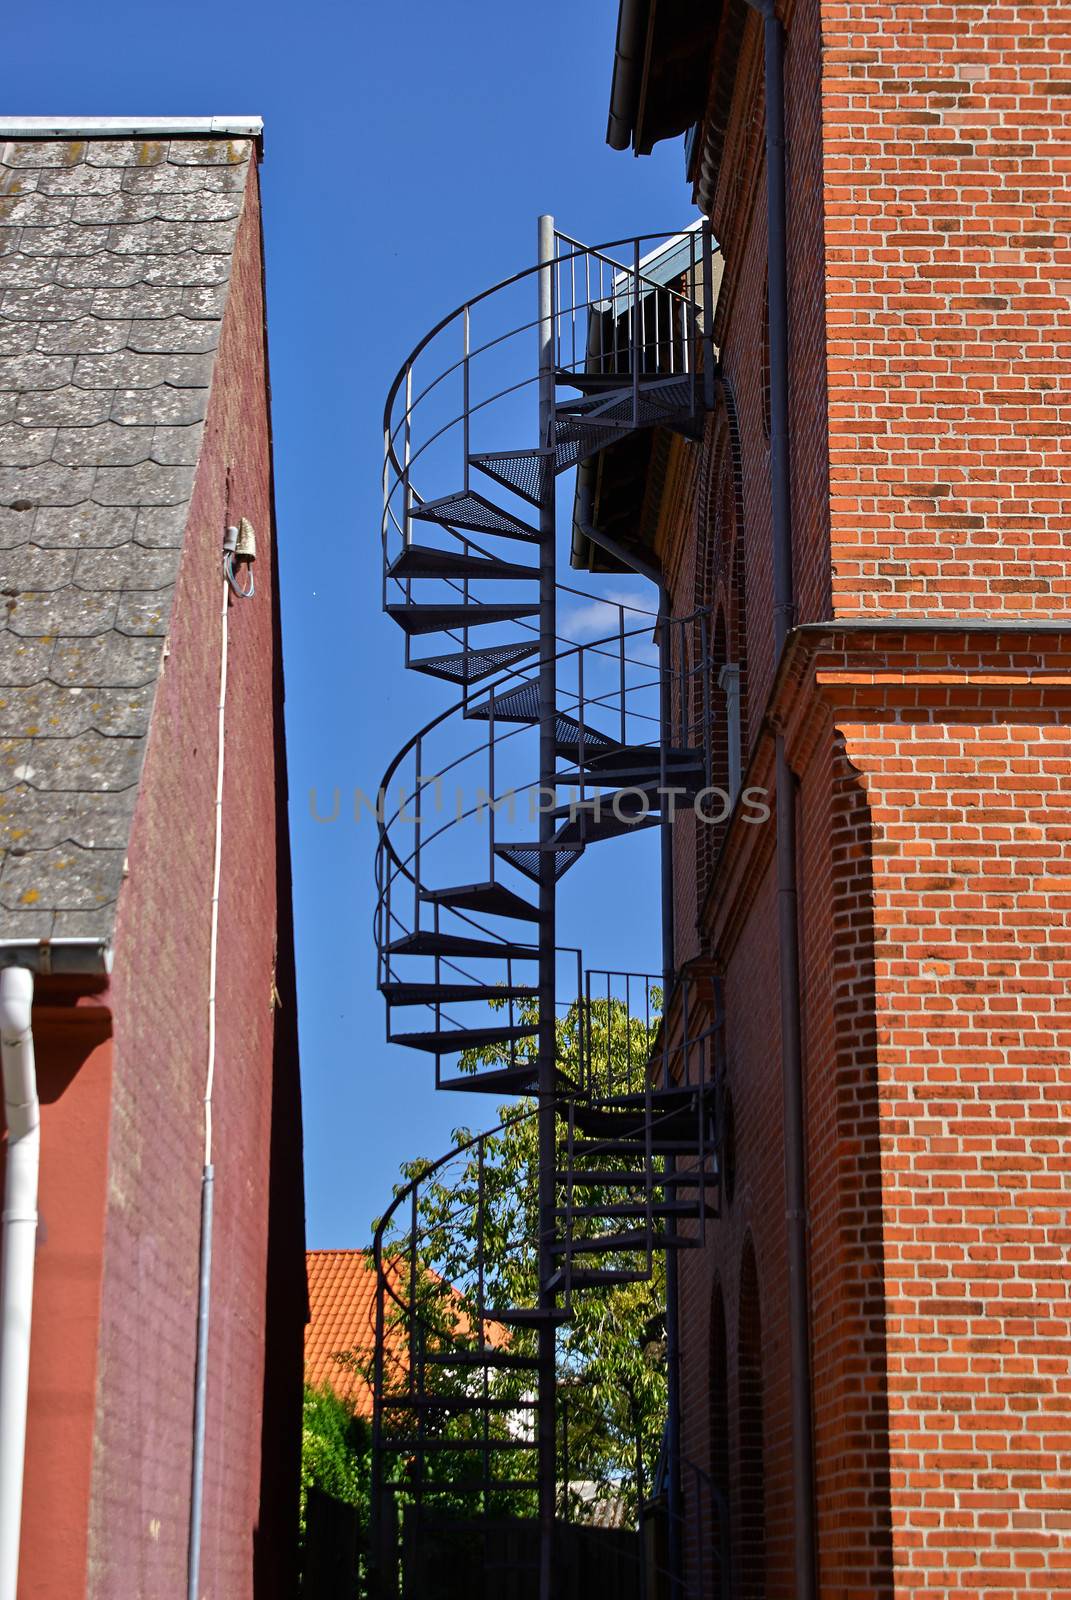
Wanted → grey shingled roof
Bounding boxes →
[0,130,256,964]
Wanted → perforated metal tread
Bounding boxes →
[470,449,551,506]
[420,881,539,923]
[408,641,538,684]
[464,681,613,755]
[387,544,537,582]
[386,601,539,637]
[493,840,585,884]
[412,488,541,542]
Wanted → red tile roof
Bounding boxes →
[304,1250,394,1415]
[304,1249,509,1417]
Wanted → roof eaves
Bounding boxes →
[0,116,263,138]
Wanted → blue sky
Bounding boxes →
[13,0,693,1244]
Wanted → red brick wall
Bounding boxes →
[85,159,304,1600]
[657,2,1071,1594]
[821,2,1071,619]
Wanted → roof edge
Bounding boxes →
[0,939,112,976]
[0,116,263,139]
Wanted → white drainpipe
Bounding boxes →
[0,965,38,1600]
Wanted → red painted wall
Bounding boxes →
[1,1002,112,1598]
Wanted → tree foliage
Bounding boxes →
[379,993,667,1523]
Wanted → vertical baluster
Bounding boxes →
[413,739,422,932]
[403,364,413,550]
[702,221,716,413]
[487,701,496,880]
[463,304,471,493]
[632,237,641,426]
[619,606,627,747]
[687,230,697,417]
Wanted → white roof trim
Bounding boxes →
[0,116,263,138]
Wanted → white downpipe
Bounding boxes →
[187,557,231,1600]
[0,966,38,1600]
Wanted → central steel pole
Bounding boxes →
[536,210,558,1600]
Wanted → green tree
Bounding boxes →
[382,993,668,1524]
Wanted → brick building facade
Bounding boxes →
[0,120,304,1599]
[599,5,1071,1595]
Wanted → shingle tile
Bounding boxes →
[50,632,162,687]
[30,503,136,549]
[110,386,208,427]
[0,427,57,466]
[0,462,96,504]
[0,543,76,589]
[128,316,220,354]
[52,423,154,467]
[4,585,117,637]
[15,385,114,426]
[36,318,131,355]
[93,461,195,506]
[74,350,214,389]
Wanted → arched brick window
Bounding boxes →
[737,1237,765,1599]
[709,1278,730,1585]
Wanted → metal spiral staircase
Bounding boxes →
[370,222,729,1599]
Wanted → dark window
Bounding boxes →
[737,1238,765,1599]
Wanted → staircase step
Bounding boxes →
[556,1200,715,1221]
[421,881,539,923]
[553,1230,701,1257]
[386,602,538,637]
[408,641,538,684]
[437,1063,576,1097]
[387,930,537,962]
[565,1138,704,1157]
[493,840,585,884]
[437,1063,540,1096]
[390,1024,537,1055]
[381,981,537,1007]
[553,807,659,849]
[387,544,537,583]
[470,449,551,507]
[551,1229,650,1255]
[412,489,541,543]
[565,1169,711,1188]
[551,1267,648,1290]
[554,366,634,394]
[464,682,613,757]
[489,1306,571,1327]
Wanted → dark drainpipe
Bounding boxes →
[747,2,817,1595]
